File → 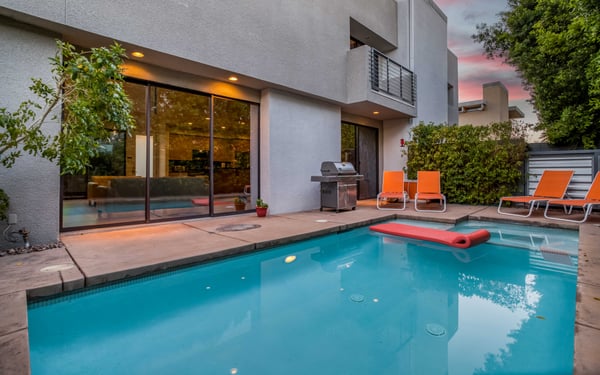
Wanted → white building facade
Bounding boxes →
[0,0,457,247]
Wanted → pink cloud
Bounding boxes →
[437,0,533,104]
[458,53,496,65]
[458,75,530,102]
[435,0,469,6]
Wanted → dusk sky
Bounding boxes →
[434,0,537,123]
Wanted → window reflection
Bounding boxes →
[62,81,255,229]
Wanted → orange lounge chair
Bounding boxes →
[414,171,446,212]
[497,170,574,217]
[544,172,600,223]
[376,171,408,210]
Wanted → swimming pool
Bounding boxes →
[28,220,578,374]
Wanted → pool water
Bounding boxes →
[28,220,578,375]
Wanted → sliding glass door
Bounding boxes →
[341,122,378,199]
[61,81,256,230]
[148,86,211,219]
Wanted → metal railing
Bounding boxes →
[370,49,416,105]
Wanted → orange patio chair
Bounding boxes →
[544,172,600,223]
[497,170,574,217]
[376,171,408,210]
[414,171,446,212]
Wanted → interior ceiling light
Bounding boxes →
[131,51,145,58]
[228,76,238,82]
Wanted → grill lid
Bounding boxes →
[320,161,357,176]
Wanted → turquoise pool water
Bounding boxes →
[28,220,578,374]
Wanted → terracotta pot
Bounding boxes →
[256,207,268,217]
[234,203,246,211]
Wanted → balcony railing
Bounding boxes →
[370,49,416,106]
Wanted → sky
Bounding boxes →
[434,0,537,124]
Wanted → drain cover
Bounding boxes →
[40,264,75,272]
[216,224,261,232]
[350,294,365,302]
[425,323,446,337]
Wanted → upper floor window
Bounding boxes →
[350,37,364,49]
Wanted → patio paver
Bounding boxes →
[0,201,598,374]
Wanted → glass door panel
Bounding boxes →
[341,122,378,200]
[149,87,210,220]
[213,97,251,213]
[62,81,147,228]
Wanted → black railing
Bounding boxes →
[370,49,416,105]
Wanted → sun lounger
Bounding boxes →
[497,170,574,217]
[414,171,446,212]
[543,172,600,223]
[376,171,409,210]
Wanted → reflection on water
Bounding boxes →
[28,221,577,375]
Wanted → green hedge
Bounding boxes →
[404,122,527,205]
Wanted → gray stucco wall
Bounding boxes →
[0,0,399,105]
[447,49,459,125]
[0,0,456,230]
[0,21,60,249]
[412,0,449,125]
[260,89,340,214]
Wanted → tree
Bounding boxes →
[473,0,600,148]
[0,40,135,219]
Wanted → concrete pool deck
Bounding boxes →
[1,201,599,374]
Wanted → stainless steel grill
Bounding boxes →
[311,161,364,212]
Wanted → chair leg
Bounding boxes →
[498,199,538,217]
[414,194,446,212]
[377,194,407,210]
[544,203,595,223]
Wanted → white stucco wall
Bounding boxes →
[378,0,453,179]
[412,0,449,125]
[382,119,412,173]
[0,21,60,248]
[260,89,340,214]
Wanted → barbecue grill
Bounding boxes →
[311,161,364,212]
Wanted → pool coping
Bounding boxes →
[1,202,598,374]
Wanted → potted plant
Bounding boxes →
[234,196,247,211]
[255,198,268,217]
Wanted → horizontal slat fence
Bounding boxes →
[526,150,600,199]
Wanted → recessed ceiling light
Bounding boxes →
[131,51,145,58]
[228,76,238,82]
[373,111,380,115]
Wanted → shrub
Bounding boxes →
[404,122,527,205]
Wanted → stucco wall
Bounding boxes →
[0,21,60,249]
[0,0,399,105]
[382,118,412,173]
[0,0,455,231]
[412,0,449,125]
[447,50,459,125]
[260,89,340,214]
